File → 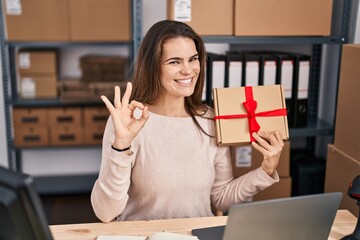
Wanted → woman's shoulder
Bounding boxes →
[197,105,215,119]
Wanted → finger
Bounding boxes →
[138,106,149,127]
[251,141,268,156]
[252,132,271,150]
[122,82,133,108]
[128,100,145,111]
[274,131,285,148]
[101,95,115,112]
[113,86,121,108]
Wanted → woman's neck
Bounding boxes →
[147,98,188,117]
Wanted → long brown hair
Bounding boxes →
[131,20,212,136]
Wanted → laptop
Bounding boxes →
[192,192,343,240]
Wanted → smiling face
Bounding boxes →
[159,37,200,102]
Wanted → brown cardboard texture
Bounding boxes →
[4,0,69,41]
[325,145,360,216]
[254,177,291,201]
[334,44,360,161]
[83,125,105,145]
[13,108,48,126]
[17,51,57,74]
[213,85,289,146]
[83,106,109,126]
[234,0,332,36]
[48,107,82,126]
[14,126,49,147]
[69,0,130,41]
[167,0,233,36]
[50,125,83,146]
[19,74,57,99]
[231,141,290,178]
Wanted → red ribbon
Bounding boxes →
[214,86,287,142]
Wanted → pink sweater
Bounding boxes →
[91,111,279,222]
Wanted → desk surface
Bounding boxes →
[50,209,357,240]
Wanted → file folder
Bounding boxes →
[261,53,277,86]
[225,51,243,88]
[242,53,260,86]
[206,52,227,105]
[291,53,311,128]
[271,52,295,128]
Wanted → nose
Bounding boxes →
[180,62,192,75]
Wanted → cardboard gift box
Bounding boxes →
[213,85,289,146]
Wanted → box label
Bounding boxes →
[21,77,36,98]
[19,53,31,69]
[235,146,252,167]
[174,0,191,22]
[5,0,22,15]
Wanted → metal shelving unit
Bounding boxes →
[0,0,143,194]
[0,0,353,194]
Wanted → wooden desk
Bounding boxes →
[50,209,357,240]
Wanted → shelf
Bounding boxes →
[6,41,132,48]
[34,174,98,195]
[202,36,343,45]
[11,98,104,107]
[289,119,333,137]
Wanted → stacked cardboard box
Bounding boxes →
[79,55,128,83]
[13,108,50,147]
[231,141,291,201]
[83,107,109,145]
[48,107,83,146]
[167,0,233,36]
[4,0,130,42]
[17,50,58,99]
[13,106,109,147]
[167,0,332,36]
[325,44,360,216]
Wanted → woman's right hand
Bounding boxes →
[101,82,149,150]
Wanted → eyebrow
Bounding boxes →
[164,53,199,63]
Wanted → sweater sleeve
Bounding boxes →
[90,118,136,223]
[210,146,279,212]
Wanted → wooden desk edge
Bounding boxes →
[50,209,357,240]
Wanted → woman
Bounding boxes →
[91,20,284,222]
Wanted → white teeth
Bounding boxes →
[177,79,192,84]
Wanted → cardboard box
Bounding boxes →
[234,0,333,36]
[83,106,109,126]
[231,141,290,178]
[167,0,233,35]
[58,79,91,101]
[13,108,48,126]
[19,74,57,99]
[14,126,49,147]
[69,0,131,41]
[325,144,360,216]
[3,0,69,41]
[83,125,105,145]
[50,125,83,146]
[17,51,57,74]
[253,177,292,201]
[48,107,82,126]
[334,44,360,161]
[213,85,289,146]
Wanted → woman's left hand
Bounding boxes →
[251,131,284,176]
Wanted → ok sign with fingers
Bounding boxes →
[101,82,149,151]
